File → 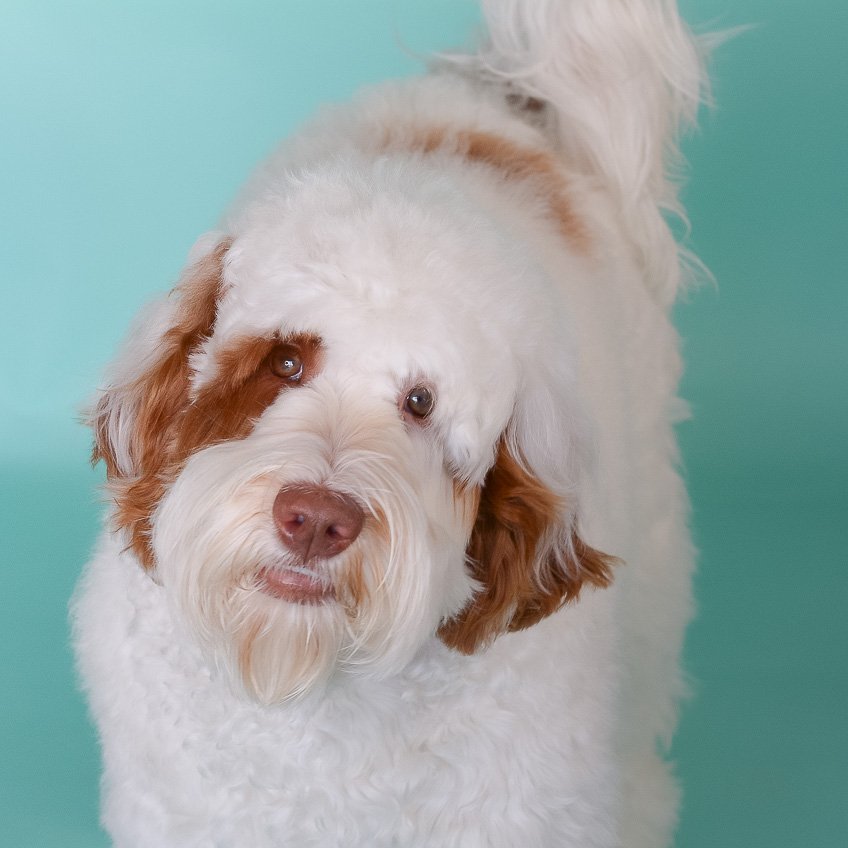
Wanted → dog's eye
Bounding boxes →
[269,345,304,381]
[404,385,435,420]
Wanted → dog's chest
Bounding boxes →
[77,536,618,846]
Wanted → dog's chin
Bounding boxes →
[206,548,418,705]
[227,576,348,705]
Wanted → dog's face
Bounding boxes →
[91,160,613,703]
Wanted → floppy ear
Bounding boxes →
[89,238,231,569]
[438,439,617,654]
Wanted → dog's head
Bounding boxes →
[90,157,615,703]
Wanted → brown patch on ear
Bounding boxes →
[90,240,231,568]
[438,441,616,655]
[91,239,231,479]
[90,237,323,570]
[383,126,589,252]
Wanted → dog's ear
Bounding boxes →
[88,237,231,567]
[438,439,616,654]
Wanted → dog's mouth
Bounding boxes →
[257,565,335,604]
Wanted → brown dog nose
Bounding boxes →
[272,485,364,563]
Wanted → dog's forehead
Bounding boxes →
[219,247,523,372]
[219,167,549,349]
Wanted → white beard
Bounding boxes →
[153,379,477,703]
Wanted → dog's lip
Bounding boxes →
[257,565,335,604]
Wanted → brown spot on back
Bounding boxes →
[383,126,589,252]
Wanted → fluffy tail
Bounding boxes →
[449,0,709,304]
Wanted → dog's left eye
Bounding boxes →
[268,345,303,381]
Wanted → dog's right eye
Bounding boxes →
[268,345,304,381]
[404,385,435,420]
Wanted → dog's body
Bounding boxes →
[74,3,705,846]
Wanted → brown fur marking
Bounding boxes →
[91,240,323,569]
[384,126,589,251]
[438,441,616,654]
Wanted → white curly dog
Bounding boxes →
[74,1,707,845]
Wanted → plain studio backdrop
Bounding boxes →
[1,1,845,846]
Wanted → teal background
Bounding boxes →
[1,1,845,845]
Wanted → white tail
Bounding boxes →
[447,0,709,304]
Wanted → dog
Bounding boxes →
[73,1,706,845]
